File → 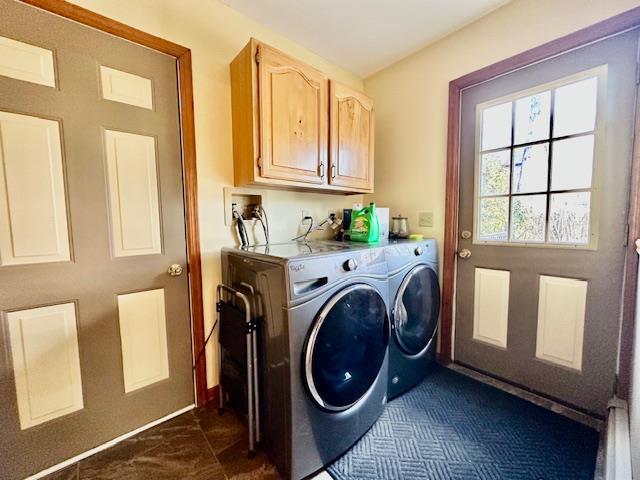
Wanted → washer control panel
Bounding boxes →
[287,247,387,301]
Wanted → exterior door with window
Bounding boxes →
[455,29,639,415]
[0,2,193,478]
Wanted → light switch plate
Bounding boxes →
[419,211,433,227]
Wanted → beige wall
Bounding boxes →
[69,0,363,388]
[364,0,640,265]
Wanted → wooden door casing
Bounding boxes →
[329,81,374,192]
[258,44,327,184]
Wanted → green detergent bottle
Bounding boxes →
[349,202,380,243]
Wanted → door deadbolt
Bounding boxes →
[167,264,184,276]
[461,230,472,239]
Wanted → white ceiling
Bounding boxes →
[220,0,511,77]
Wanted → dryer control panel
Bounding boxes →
[385,239,438,274]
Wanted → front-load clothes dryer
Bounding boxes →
[385,239,440,399]
[222,242,389,480]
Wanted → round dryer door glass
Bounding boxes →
[393,265,440,355]
[305,284,389,411]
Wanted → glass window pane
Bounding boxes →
[478,197,508,241]
[480,150,510,196]
[549,192,591,244]
[514,92,551,144]
[554,77,598,137]
[551,135,595,190]
[512,143,549,194]
[481,102,512,151]
[510,194,546,242]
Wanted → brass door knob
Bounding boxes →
[167,264,184,276]
[458,249,472,259]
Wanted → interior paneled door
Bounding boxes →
[258,43,328,184]
[454,29,639,416]
[0,2,193,478]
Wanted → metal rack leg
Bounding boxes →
[240,282,260,444]
[218,343,224,411]
[246,330,255,455]
[216,292,225,413]
[252,329,260,443]
[217,283,256,457]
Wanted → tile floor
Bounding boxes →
[41,403,284,480]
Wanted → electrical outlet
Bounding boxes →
[418,211,434,227]
[302,209,311,219]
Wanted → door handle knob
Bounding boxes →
[167,264,184,276]
[458,249,472,259]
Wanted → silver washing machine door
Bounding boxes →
[393,265,440,356]
[304,283,389,412]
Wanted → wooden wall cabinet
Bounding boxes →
[230,39,374,194]
[329,81,375,191]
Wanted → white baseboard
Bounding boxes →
[24,404,195,480]
[605,397,632,480]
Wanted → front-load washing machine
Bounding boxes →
[385,239,440,399]
[222,242,389,479]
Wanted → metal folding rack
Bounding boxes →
[216,284,260,454]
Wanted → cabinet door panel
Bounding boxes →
[330,82,374,191]
[258,45,327,184]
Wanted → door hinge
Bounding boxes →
[257,156,262,171]
[255,50,261,64]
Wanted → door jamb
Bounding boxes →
[441,6,640,399]
[17,0,209,406]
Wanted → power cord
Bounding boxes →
[291,216,314,241]
[192,316,218,370]
[291,215,335,242]
[232,205,249,247]
[253,205,270,244]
